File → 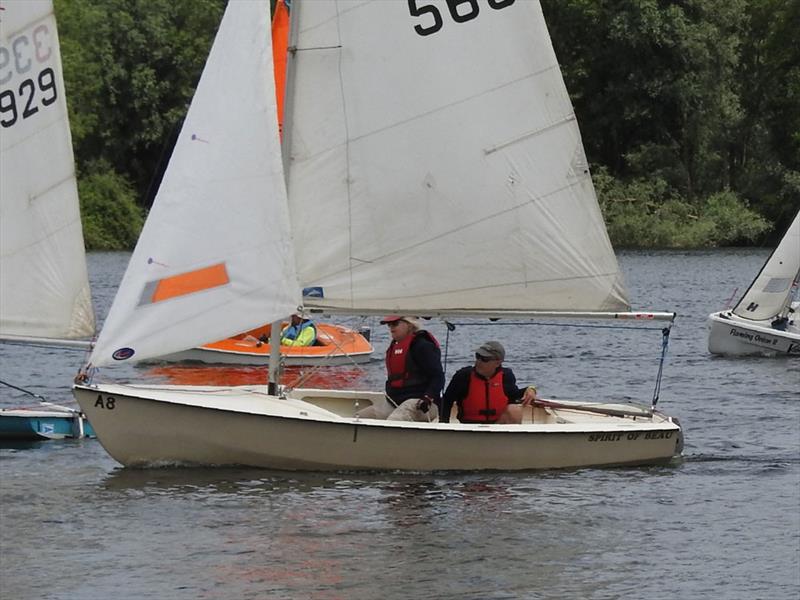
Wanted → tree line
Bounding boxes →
[54,0,799,250]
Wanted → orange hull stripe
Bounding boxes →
[150,263,229,303]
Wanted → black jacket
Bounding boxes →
[385,332,444,405]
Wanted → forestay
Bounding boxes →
[285,0,629,315]
[88,0,299,366]
[732,211,800,322]
[0,0,95,340]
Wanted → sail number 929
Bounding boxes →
[94,395,116,410]
[409,0,516,37]
[0,67,58,127]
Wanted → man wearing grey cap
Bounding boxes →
[440,341,537,424]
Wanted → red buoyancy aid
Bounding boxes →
[461,369,509,423]
[385,330,439,389]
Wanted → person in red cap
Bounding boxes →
[357,316,444,421]
[440,341,538,424]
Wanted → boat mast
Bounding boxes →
[268,319,282,395]
[279,0,298,180]
[267,0,300,395]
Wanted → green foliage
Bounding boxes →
[55,0,226,204]
[52,0,795,249]
[540,0,798,246]
[79,163,144,251]
[704,192,771,243]
[54,0,226,250]
[542,0,746,198]
[595,170,770,248]
[731,0,800,231]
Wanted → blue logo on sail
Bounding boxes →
[302,287,324,298]
[112,347,136,361]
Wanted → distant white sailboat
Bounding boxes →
[74,0,682,470]
[0,0,95,440]
[707,210,800,356]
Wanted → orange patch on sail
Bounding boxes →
[149,263,229,303]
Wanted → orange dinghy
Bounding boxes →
[150,322,373,366]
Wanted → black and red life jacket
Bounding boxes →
[461,369,509,423]
[385,330,439,390]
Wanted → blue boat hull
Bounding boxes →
[0,410,95,441]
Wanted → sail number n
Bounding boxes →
[409,0,516,37]
[95,395,117,410]
[0,22,59,128]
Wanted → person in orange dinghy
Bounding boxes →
[279,314,317,347]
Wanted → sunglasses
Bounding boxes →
[386,321,402,327]
[475,353,497,362]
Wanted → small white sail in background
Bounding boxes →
[732,211,800,322]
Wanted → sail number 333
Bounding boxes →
[409,0,516,36]
[0,23,58,128]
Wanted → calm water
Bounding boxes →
[1,250,798,600]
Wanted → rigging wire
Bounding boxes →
[651,326,672,409]
[0,379,47,402]
[281,316,373,393]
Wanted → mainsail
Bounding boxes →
[285,0,629,314]
[0,0,95,340]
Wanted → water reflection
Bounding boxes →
[142,364,371,389]
[102,466,357,495]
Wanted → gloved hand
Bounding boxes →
[417,395,434,413]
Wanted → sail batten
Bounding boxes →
[484,114,578,155]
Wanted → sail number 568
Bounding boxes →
[408,0,516,37]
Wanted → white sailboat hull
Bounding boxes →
[707,309,800,356]
[73,384,682,471]
[707,211,799,356]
